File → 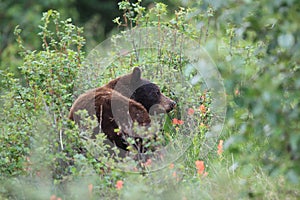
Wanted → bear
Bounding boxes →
[68,67,176,157]
[104,67,176,115]
[69,88,152,156]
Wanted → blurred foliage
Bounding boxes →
[0,9,85,178]
[0,0,182,79]
[193,0,300,183]
[0,0,78,77]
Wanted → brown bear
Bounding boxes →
[68,67,176,156]
[104,67,176,114]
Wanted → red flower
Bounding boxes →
[178,120,184,125]
[217,140,224,156]
[195,160,205,175]
[116,180,124,190]
[188,108,195,115]
[172,118,184,125]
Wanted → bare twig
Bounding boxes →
[59,129,64,150]
[99,104,103,131]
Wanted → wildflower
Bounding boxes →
[50,195,57,200]
[172,118,178,124]
[172,171,177,178]
[188,108,195,115]
[133,167,138,172]
[199,104,206,113]
[195,160,205,175]
[142,158,152,167]
[178,120,184,125]
[50,195,62,200]
[169,163,174,169]
[203,171,209,177]
[172,171,180,182]
[217,140,224,156]
[172,118,184,125]
[116,180,124,190]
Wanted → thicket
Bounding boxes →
[0,0,299,199]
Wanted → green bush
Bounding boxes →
[199,0,300,182]
[1,0,299,199]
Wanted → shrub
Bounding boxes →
[1,0,300,199]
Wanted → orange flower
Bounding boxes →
[142,158,152,167]
[169,163,174,169]
[50,195,62,200]
[172,171,180,182]
[217,140,224,156]
[172,171,177,177]
[133,167,138,172]
[116,180,124,190]
[50,195,57,200]
[203,171,209,177]
[172,118,178,125]
[199,104,206,113]
[195,160,205,175]
[188,108,195,115]
[172,118,184,125]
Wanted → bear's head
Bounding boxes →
[105,67,176,115]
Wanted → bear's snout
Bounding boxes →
[169,100,176,110]
[150,94,176,114]
[164,99,176,113]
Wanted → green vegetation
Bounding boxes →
[1,0,299,199]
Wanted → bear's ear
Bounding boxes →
[131,67,142,83]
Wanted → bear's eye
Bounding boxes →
[156,90,160,96]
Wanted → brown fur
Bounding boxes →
[69,87,151,152]
[104,67,176,114]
